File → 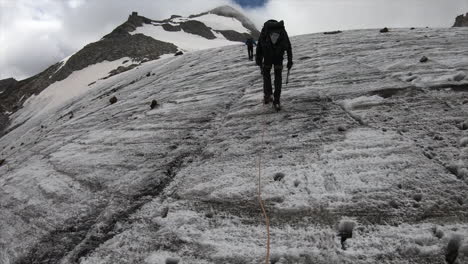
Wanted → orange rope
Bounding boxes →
[257,105,270,264]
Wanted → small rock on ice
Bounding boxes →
[453,71,466,82]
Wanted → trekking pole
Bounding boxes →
[286,68,290,85]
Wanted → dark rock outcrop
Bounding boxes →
[0,112,8,136]
[104,12,152,39]
[380,27,389,33]
[0,78,18,133]
[150,100,158,109]
[215,30,251,42]
[324,30,342,35]
[453,13,468,27]
[109,96,118,104]
[105,64,139,79]
[180,20,216,40]
[0,78,18,93]
[60,34,176,78]
[162,24,181,32]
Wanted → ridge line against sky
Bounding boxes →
[0,0,467,80]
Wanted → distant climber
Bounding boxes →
[256,20,293,111]
[245,37,256,60]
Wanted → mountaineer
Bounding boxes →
[245,37,256,60]
[256,20,293,111]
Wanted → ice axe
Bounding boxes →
[286,68,291,85]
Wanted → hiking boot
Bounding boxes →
[273,102,281,111]
[264,95,273,104]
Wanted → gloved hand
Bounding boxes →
[256,59,262,67]
[287,60,293,70]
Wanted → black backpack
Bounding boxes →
[260,20,286,50]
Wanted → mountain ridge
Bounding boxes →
[0,6,259,137]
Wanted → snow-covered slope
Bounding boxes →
[1,28,468,264]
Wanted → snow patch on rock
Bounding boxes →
[192,14,250,33]
[131,24,238,52]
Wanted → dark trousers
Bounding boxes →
[263,64,283,103]
[247,46,254,60]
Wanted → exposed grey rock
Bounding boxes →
[453,71,466,82]
[453,13,468,27]
[215,30,251,42]
[0,78,17,94]
[150,99,158,109]
[61,34,176,77]
[446,235,462,264]
[324,30,342,35]
[161,207,169,218]
[420,56,429,63]
[104,12,152,39]
[205,211,214,218]
[273,172,285,181]
[380,27,389,33]
[162,23,181,32]
[174,51,183,56]
[180,20,216,40]
[105,64,139,79]
[109,96,118,104]
[413,193,423,202]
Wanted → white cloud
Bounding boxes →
[246,0,468,35]
[68,0,85,9]
[0,0,467,80]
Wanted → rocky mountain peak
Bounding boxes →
[0,6,259,137]
[0,78,17,92]
[453,12,468,27]
[192,5,260,39]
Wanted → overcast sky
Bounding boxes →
[1,0,467,80]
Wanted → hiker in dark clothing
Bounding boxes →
[245,37,255,60]
[256,20,293,111]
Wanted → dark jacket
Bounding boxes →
[256,20,292,66]
[245,38,255,47]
